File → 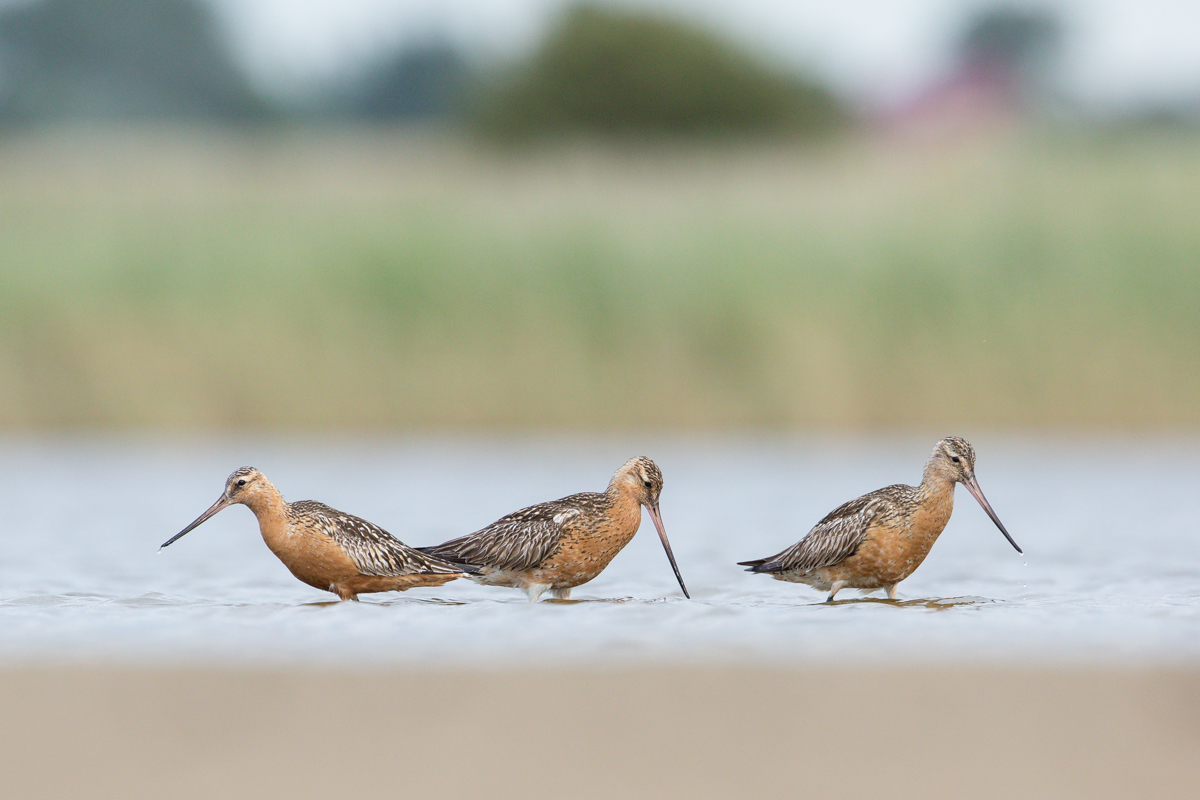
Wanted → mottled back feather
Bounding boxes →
[288,500,470,577]
[745,484,917,574]
[419,492,610,571]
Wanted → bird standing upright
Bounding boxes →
[739,437,1020,601]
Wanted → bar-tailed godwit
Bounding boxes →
[419,457,689,601]
[161,467,473,600]
[739,437,1020,601]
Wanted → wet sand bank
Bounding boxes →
[2,663,1196,799]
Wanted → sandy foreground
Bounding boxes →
[2,663,1197,799]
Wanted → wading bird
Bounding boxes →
[419,457,689,602]
[739,437,1020,601]
[161,467,473,600]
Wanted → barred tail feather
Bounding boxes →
[737,558,777,573]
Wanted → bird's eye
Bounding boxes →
[950,456,961,464]
[236,479,247,487]
[643,480,653,488]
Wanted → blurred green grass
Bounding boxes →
[1,126,1197,430]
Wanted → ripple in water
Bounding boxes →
[1,434,1198,665]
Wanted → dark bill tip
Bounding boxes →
[159,493,232,551]
[963,474,1022,554]
[645,503,690,599]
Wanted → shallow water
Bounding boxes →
[2,433,1197,666]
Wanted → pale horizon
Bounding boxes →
[189,0,1200,114]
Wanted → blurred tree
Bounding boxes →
[0,0,270,122]
[354,40,471,120]
[956,6,1063,108]
[958,7,1062,71]
[474,4,844,139]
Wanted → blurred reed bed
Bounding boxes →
[0,126,1197,430]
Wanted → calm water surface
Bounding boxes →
[2,434,1197,666]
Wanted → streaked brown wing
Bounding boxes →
[418,495,597,571]
[291,501,467,577]
[748,491,895,574]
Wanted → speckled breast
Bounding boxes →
[531,502,643,589]
[825,499,954,588]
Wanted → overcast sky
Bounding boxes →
[92,0,1200,113]
[1,0,1193,112]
